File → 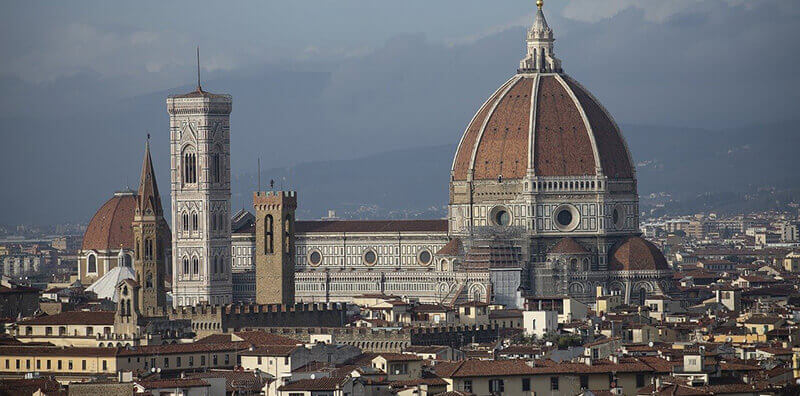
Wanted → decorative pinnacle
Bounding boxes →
[537,0,543,9]
[196,46,202,91]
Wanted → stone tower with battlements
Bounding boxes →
[132,139,170,315]
[253,191,296,305]
[167,83,233,307]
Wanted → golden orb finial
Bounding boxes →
[536,0,543,9]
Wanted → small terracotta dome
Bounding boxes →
[607,236,670,271]
[451,74,634,181]
[81,191,137,251]
[548,237,589,254]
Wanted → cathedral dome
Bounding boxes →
[451,74,634,182]
[81,191,137,251]
[451,2,634,182]
[607,236,670,271]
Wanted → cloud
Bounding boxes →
[561,0,745,23]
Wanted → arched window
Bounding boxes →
[192,212,198,231]
[125,300,131,317]
[192,257,199,275]
[183,151,197,184]
[124,254,132,267]
[135,239,140,260]
[87,254,97,273]
[144,238,153,260]
[284,215,292,252]
[211,212,217,231]
[264,215,274,253]
[212,256,218,274]
[182,212,189,232]
[183,257,189,275]
[145,273,153,289]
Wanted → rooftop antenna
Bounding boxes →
[196,46,202,91]
[257,157,261,193]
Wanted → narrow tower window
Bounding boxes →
[284,215,292,252]
[144,238,153,260]
[264,215,274,253]
[183,152,197,184]
[212,153,220,183]
[183,258,189,275]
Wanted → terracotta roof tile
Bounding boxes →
[548,237,589,254]
[81,192,137,251]
[473,77,532,180]
[136,378,210,389]
[608,236,670,271]
[17,311,115,326]
[453,77,517,180]
[436,238,463,256]
[564,77,632,179]
[296,220,447,233]
[533,75,597,177]
[452,74,635,181]
[278,377,348,391]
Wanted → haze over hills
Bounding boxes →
[230,120,800,221]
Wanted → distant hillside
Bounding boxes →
[230,121,800,220]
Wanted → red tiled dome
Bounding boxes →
[81,192,137,251]
[608,236,670,271]
[451,74,634,181]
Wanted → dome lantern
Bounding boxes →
[519,0,562,74]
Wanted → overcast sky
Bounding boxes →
[2,0,798,126]
[1,0,799,225]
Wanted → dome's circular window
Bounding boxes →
[553,204,580,232]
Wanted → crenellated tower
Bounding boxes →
[253,191,296,305]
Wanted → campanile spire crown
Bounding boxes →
[519,0,562,73]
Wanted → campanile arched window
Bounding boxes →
[211,152,221,183]
[192,257,199,275]
[183,149,197,184]
[264,215,274,254]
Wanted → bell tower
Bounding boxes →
[167,52,233,307]
[132,137,170,316]
[253,191,296,305]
